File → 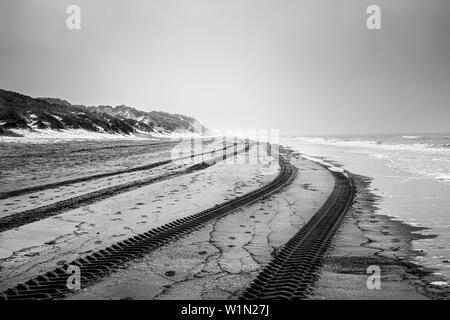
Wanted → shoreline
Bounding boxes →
[310,171,450,299]
[1,139,448,299]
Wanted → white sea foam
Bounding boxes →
[430,281,448,287]
[294,136,450,154]
[370,154,390,159]
[300,154,347,176]
[289,135,450,185]
[435,174,450,182]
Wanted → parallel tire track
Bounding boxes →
[241,167,354,300]
[0,157,296,300]
[0,142,228,200]
[0,140,183,159]
[0,144,246,233]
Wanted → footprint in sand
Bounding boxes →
[24,252,40,257]
[112,234,127,238]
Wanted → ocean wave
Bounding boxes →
[435,174,450,182]
[294,136,450,154]
[370,154,390,159]
[402,135,423,139]
[300,154,346,175]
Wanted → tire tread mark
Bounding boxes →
[241,165,354,300]
[0,155,296,300]
[0,142,228,200]
[0,144,243,233]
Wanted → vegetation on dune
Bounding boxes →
[0,89,207,136]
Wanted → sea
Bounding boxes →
[282,133,450,283]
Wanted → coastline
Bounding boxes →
[1,139,448,300]
[310,172,450,299]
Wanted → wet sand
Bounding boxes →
[0,146,272,291]
[67,153,335,299]
[310,175,450,300]
[2,139,447,300]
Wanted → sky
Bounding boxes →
[0,0,449,135]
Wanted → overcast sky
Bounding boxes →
[0,0,449,135]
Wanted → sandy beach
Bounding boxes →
[0,137,448,300]
[310,174,448,299]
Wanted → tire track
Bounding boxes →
[241,167,354,300]
[0,144,246,233]
[0,141,228,200]
[0,155,296,300]
[0,139,183,159]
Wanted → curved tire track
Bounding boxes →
[0,142,229,200]
[0,146,249,232]
[0,156,296,300]
[241,167,354,300]
[0,144,246,233]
